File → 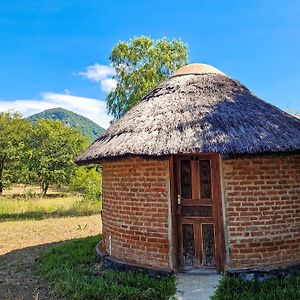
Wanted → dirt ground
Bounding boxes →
[0,215,102,300]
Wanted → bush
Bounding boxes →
[69,166,102,201]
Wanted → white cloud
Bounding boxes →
[0,92,112,129]
[79,63,117,93]
[100,78,117,93]
[79,64,115,81]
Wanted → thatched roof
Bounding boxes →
[76,64,300,164]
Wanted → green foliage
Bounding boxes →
[107,36,188,119]
[29,119,88,195]
[211,274,300,300]
[29,107,105,142]
[69,166,102,201]
[0,112,32,193]
[37,235,176,300]
[0,111,102,197]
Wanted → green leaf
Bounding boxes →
[107,36,188,119]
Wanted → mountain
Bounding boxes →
[28,108,105,142]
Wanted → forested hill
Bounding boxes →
[29,108,105,142]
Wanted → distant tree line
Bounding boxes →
[0,111,101,199]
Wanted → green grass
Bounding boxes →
[0,195,101,221]
[37,235,176,300]
[211,274,300,300]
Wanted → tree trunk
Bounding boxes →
[41,181,49,196]
[0,159,4,195]
[43,183,49,196]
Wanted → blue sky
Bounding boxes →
[0,0,299,128]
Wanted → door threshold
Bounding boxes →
[181,267,218,275]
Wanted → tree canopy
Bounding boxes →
[107,36,188,119]
[0,112,102,199]
[0,112,32,193]
[28,120,88,195]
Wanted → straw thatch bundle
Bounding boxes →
[76,65,300,164]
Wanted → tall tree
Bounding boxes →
[0,112,32,194]
[29,120,87,195]
[107,36,188,119]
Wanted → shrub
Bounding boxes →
[69,166,102,201]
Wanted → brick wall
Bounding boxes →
[101,157,170,270]
[222,154,300,270]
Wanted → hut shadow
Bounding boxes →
[0,241,67,300]
[0,236,99,300]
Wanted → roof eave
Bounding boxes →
[75,148,300,166]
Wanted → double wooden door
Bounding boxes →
[175,155,223,272]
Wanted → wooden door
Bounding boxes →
[176,154,224,272]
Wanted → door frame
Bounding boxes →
[169,153,225,273]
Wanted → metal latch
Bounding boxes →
[177,194,182,205]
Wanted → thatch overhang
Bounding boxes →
[76,64,300,165]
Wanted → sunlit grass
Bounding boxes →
[0,195,101,221]
[212,274,300,300]
[37,235,176,300]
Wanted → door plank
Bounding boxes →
[211,155,225,272]
[191,160,200,199]
[180,199,212,206]
[180,217,214,223]
[169,155,178,271]
[194,224,202,266]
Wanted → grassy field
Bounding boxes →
[37,235,176,300]
[0,194,101,220]
[212,273,300,300]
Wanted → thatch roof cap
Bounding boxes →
[76,64,300,164]
[171,63,225,77]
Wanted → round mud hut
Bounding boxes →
[76,64,300,274]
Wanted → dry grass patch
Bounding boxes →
[0,215,101,255]
[0,194,101,221]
